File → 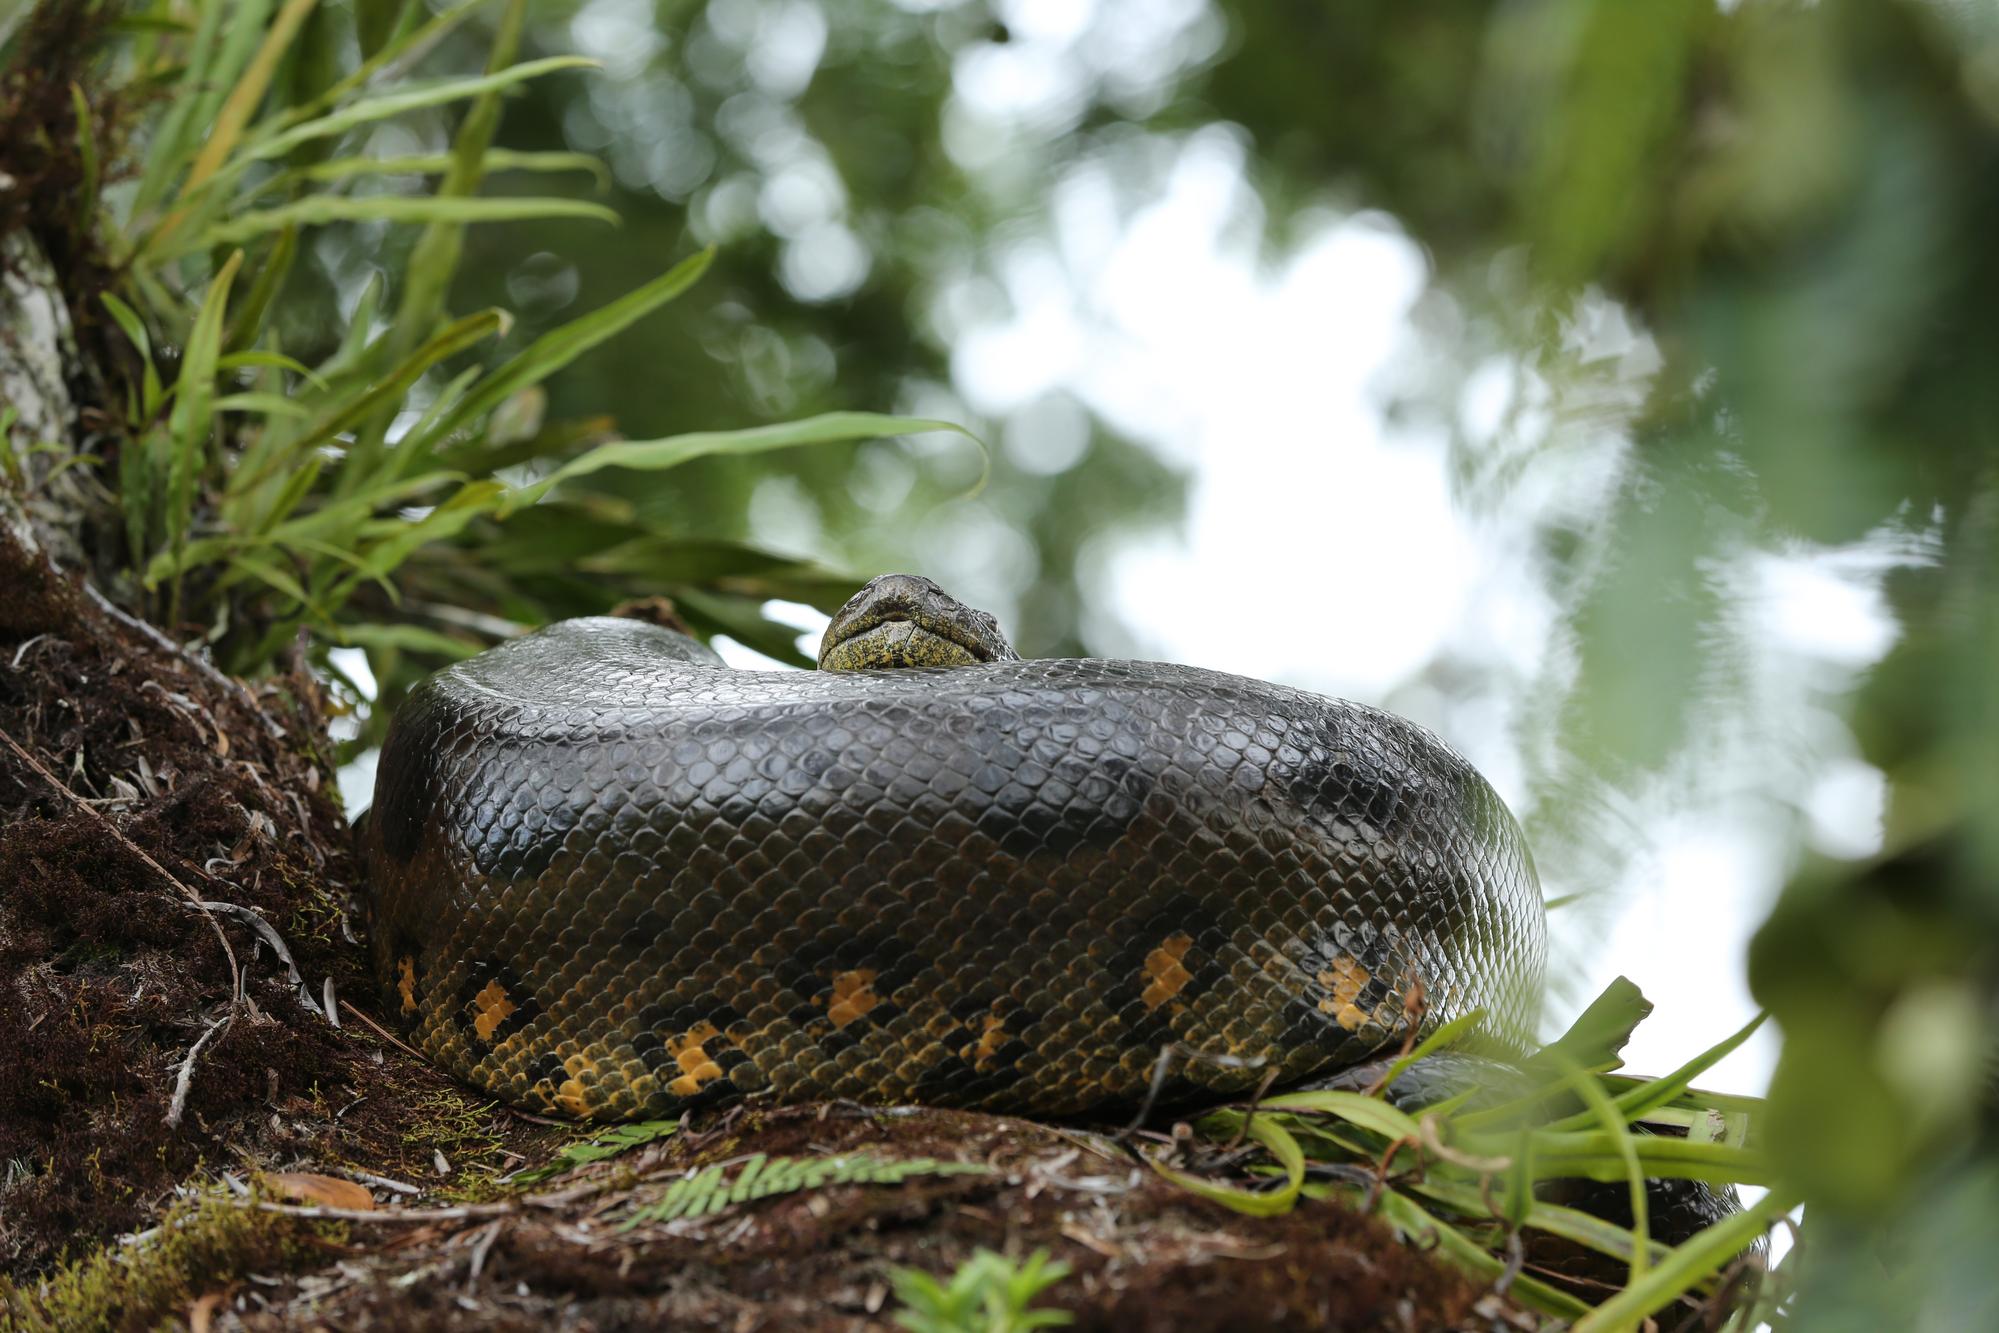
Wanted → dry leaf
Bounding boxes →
[188,1289,225,1333]
[265,1171,374,1211]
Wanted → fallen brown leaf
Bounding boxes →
[266,1172,376,1211]
[189,1290,225,1333]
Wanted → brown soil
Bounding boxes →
[222,1105,1502,1333]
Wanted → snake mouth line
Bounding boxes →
[824,608,996,661]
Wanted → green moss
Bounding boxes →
[395,1087,514,1202]
[0,1189,318,1332]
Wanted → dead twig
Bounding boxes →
[184,898,324,1018]
[166,1015,233,1129]
[1222,1064,1284,1151]
[1360,972,1428,1100]
[464,1219,503,1294]
[253,1201,517,1223]
[1117,1042,1268,1142]
[336,998,426,1060]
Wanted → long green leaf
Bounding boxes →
[1407,1178,1678,1274]
[257,148,609,197]
[223,225,300,353]
[215,392,308,418]
[1571,1188,1796,1333]
[1369,1188,1592,1321]
[244,55,597,167]
[501,412,983,515]
[191,193,617,250]
[296,308,507,468]
[1256,1089,1427,1144]
[388,0,527,352]
[218,349,328,390]
[338,622,488,659]
[417,249,714,456]
[163,251,244,619]
[1520,1132,1771,1186]
[1363,1010,1487,1101]
[1561,1054,1650,1289]
[280,0,491,128]
[1546,1012,1769,1135]
[70,81,99,224]
[330,480,506,597]
[133,0,228,213]
[1149,1115,1306,1217]
[101,292,165,419]
[180,0,318,198]
[248,454,326,537]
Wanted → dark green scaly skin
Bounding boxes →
[361,574,1547,1121]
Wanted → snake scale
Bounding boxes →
[361,575,1547,1122]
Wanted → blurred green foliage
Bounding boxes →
[1195,2,1999,1325]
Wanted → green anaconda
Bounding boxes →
[361,574,1547,1122]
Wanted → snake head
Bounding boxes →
[818,573,1021,672]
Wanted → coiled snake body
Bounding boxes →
[363,576,1546,1121]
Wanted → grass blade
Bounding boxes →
[1256,1089,1426,1144]
[101,292,164,419]
[218,350,328,390]
[389,0,521,352]
[164,251,244,623]
[289,0,491,124]
[1571,1188,1796,1333]
[1522,1132,1772,1187]
[224,225,299,353]
[1149,1114,1306,1217]
[1370,1188,1593,1321]
[177,0,319,199]
[1407,1178,1677,1274]
[292,308,508,474]
[257,148,609,197]
[417,249,714,455]
[1545,1012,1769,1135]
[189,194,618,251]
[70,82,99,225]
[133,0,226,214]
[501,412,982,514]
[1560,1054,1650,1289]
[245,56,598,168]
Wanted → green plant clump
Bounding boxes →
[622,1152,993,1229]
[0,1189,313,1331]
[1150,979,1790,1329]
[889,1248,1074,1333]
[32,0,975,757]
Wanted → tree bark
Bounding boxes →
[0,230,87,559]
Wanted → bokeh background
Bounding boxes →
[302,3,1998,1320]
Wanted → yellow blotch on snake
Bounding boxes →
[824,969,881,1029]
[470,978,516,1043]
[1317,957,1374,1032]
[1140,932,1195,1011]
[666,1022,726,1096]
[556,1049,603,1117]
[962,1012,1009,1071]
[396,956,417,1016]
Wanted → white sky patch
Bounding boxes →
[1572,817,1785,1091]
[714,599,834,671]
